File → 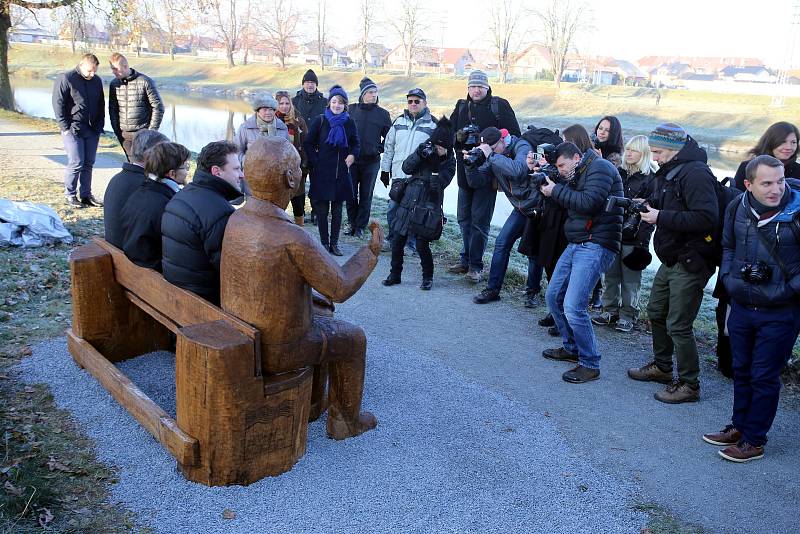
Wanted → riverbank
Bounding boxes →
[9,42,800,153]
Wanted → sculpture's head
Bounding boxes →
[243,137,302,207]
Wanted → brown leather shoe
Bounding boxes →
[703,424,742,446]
[719,442,764,463]
[562,365,600,383]
[628,361,673,384]
[542,347,578,363]
[654,381,700,404]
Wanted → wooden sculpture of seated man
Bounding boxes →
[221,136,383,439]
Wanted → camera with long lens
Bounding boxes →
[605,196,650,241]
[463,147,486,168]
[420,140,435,159]
[740,260,773,285]
[529,143,560,187]
[456,123,482,150]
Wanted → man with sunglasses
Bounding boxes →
[380,88,436,253]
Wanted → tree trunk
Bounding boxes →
[169,30,175,61]
[226,46,235,68]
[0,9,14,111]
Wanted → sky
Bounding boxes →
[323,0,799,68]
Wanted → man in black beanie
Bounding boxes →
[347,77,392,238]
[293,69,328,222]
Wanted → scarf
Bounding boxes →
[276,110,297,141]
[747,188,790,222]
[324,108,349,148]
[256,115,276,136]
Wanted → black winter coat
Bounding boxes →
[733,158,800,191]
[104,163,148,248]
[348,103,391,162]
[52,68,104,137]
[161,170,241,305]
[449,89,520,188]
[304,114,360,202]
[292,89,328,126]
[619,168,656,248]
[108,69,164,135]
[551,150,624,253]
[721,188,800,308]
[392,147,456,238]
[647,137,718,269]
[121,179,176,271]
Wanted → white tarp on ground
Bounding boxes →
[0,198,73,247]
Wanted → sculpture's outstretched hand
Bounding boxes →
[368,220,384,256]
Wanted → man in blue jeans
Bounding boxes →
[470,127,543,304]
[53,53,105,208]
[540,142,623,383]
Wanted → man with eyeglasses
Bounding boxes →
[379,88,436,253]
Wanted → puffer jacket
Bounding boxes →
[619,168,656,248]
[551,150,624,253]
[292,89,328,126]
[161,170,241,305]
[391,145,456,238]
[647,136,718,269]
[721,186,800,308]
[235,115,290,161]
[483,136,532,210]
[108,69,164,134]
[380,108,436,179]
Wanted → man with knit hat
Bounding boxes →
[448,70,520,283]
[628,122,719,404]
[293,69,328,223]
[347,77,392,238]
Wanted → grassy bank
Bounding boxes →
[9,43,800,152]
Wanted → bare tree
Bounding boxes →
[488,0,526,84]
[387,0,429,77]
[535,0,590,89]
[315,0,326,70]
[1,0,82,110]
[111,0,155,57]
[356,0,377,74]
[159,0,191,60]
[257,0,299,69]
[201,0,251,67]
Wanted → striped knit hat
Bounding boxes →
[358,77,378,101]
[467,70,490,90]
[649,123,687,150]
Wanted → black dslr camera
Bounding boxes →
[741,261,773,285]
[456,123,482,150]
[420,140,435,159]
[463,147,486,168]
[530,143,560,187]
[605,196,650,241]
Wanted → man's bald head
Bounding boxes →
[243,137,301,205]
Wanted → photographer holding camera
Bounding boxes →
[701,155,800,462]
[468,127,537,304]
[627,123,718,404]
[540,142,624,384]
[447,71,520,283]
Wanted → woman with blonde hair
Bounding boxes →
[275,90,309,225]
[592,135,657,333]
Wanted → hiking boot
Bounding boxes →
[353,228,364,239]
[329,244,343,256]
[654,381,700,404]
[473,288,500,304]
[420,278,432,291]
[718,441,764,463]
[542,347,578,363]
[447,262,468,274]
[548,326,560,337]
[524,291,542,308]
[563,365,600,383]
[465,269,483,283]
[81,195,104,207]
[382,275,401,286]
[591,311,618,326]
[65,195,85,208]
[627,361,673,384]
[615,319,634,333]
[381,240,392,253]
[538,313,555,327]
[703,424,742,446]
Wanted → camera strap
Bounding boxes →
[753,225,791,281]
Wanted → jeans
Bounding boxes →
[545,242,617,369]
[601,244,643,322]
[526,258,543,294]
[346,160,380,231]
[456,185,497,271]
[647,263,711,387]
[487,209,536,292]
[313,200,343,247]
[386,187,415,250]
[728,302,800,446]
[390,234,433,280]
[62,131,100,198]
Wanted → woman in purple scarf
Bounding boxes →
[303,85,361,255]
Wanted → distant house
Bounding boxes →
[649,62,692,86]
[561,56,589,83]
[345,42,390,69]
[384,45,440,72]
[296,41,351,67]
[440,48,473,75]
[9,24,55,43]
[589,58,647,86]
[719,65,775,83]
[468,48,500,78]
[680,73,717,82]
[509,44,551,80]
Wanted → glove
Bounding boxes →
[380,171,390,188]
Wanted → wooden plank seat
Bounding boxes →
[67,238,313,486]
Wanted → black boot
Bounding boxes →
[420,278,432,290]
[538,313,555,327]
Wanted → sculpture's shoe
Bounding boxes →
[326,411,378,440]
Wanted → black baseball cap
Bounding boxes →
[406,88,427,101]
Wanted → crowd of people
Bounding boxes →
[52,52,800,464]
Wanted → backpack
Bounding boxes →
[521,126,563,152]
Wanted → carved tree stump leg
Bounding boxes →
[308,363,329,422]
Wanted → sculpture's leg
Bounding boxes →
[308,363,329,422]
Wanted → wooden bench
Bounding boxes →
[67,238,313,486]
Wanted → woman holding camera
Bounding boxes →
[382,117,455,290]
[592,135,657,332]
[733,121,800,191]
